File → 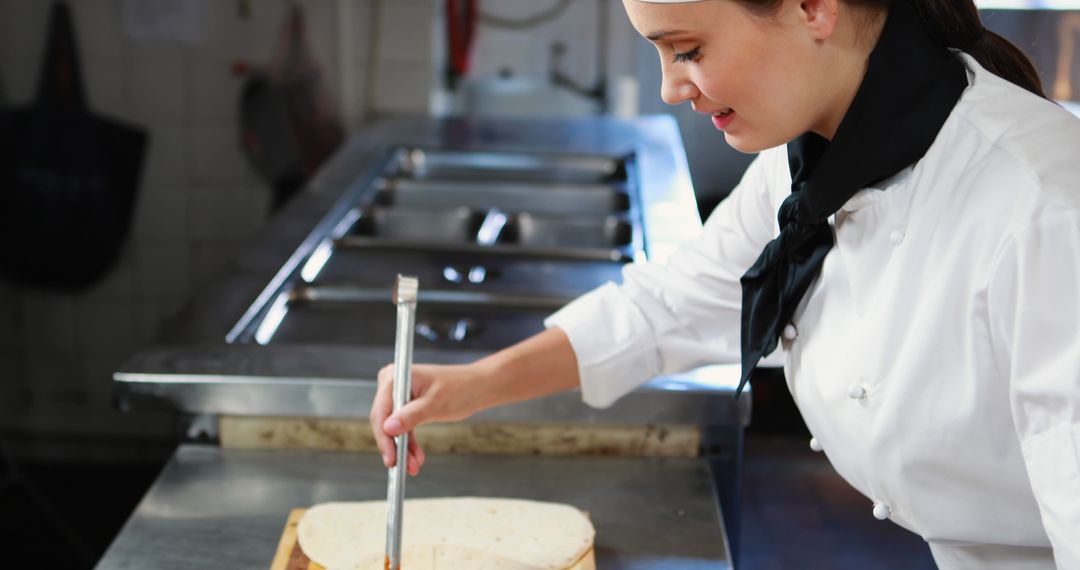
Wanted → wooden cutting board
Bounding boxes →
[269,508,596,570]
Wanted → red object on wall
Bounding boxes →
[446,0,478,86]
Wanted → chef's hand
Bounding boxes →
[370,329,580,477]
[370,362,487,476]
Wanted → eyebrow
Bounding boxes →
[645,30,689,41]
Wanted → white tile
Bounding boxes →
[196,0,338,69]
[302,0,340,71]
[134,243,191,302]
[77,299,135,351]
[160,296,187,321]
[182,0,229,58]
[0,351,26,412]
[129,62,186,126]
[247,182,272,231]
[374,65,430,115]
[551,15,600,81]
[133,182,189,241]
[22,292,79,352]
[190,242,241,290]
[189,183,256,240]
[82,348,131,407]
[132,301,164,345]
[341,62,370,128]
[381,0,434,28]
[187,125,250,183]
[474,2,598,81]
[378,0,433,66]
[469,30,541,78]
[125,37,187,67]
[71,0,128,61]
[228,182,271,245]
[0,52,39,104]
[320,64,343,110]
[0,295,21,352]
[84,62,131,120]
[344,0,374,66]
[194,0,283,65]
[25,350,85,408]
[187,60,241,124]
[605,2,637,78]
[79,245,137,303]
[244,1,290,60]
[140,126,187,185]
[0,0,48,60]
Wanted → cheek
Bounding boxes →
[723,83,810,152]
[737,61,806,124]
[692,71,737,107]
[692,54,757,109]
[762,73,820,137]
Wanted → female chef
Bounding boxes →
[371,0,1080,567]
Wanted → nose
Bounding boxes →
[659,66,699,106]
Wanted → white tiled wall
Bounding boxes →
[0,351,22,413]
[0,0,436,439]
[461,1,638,114]
[470,2,603,83]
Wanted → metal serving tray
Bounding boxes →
[390,147,627,184]
[265,286,560,349]
[350,206,483,244]
[373,178,631,215]
[509,212,631,249]
[347,207,632,252]
[308,245,625,298]
[226,143,644,349]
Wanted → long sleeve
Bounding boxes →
[545,147,785,408]
[990,205,1080,569]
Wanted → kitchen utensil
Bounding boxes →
[385,275,418,570]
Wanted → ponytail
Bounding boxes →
[908,0,1046,98]
[735,0,1047,99]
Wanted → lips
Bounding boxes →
[711,108,736,130]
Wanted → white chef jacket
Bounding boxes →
[546,53,1080,569]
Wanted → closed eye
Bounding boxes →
[672,46,701,64]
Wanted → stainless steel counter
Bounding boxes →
[95,444,732,570]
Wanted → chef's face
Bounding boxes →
[623,0,843,152]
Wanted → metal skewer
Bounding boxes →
[385,275,418,570]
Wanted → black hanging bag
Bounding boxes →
[0,1,148,290]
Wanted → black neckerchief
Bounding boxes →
[736,0,967,394]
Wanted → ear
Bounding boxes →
[798,0,840,40]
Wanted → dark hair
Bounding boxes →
[736,0,1046,98]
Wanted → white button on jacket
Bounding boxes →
[546,54,1080,570]
[847,384,867,401]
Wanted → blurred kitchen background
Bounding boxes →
[0,0,1078,568]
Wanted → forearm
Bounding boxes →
[470,327,580,412]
